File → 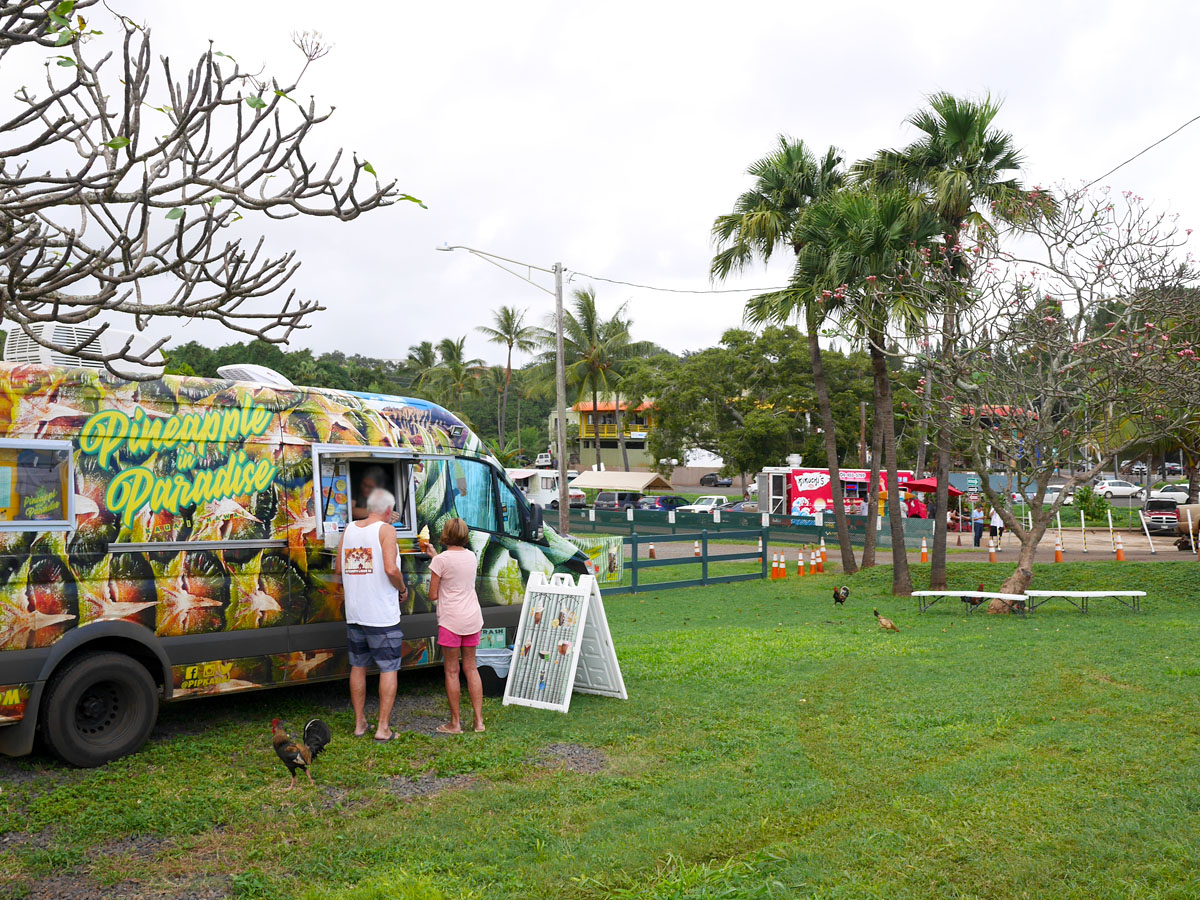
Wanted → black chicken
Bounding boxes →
[833,585,850,605]
[271,718,332,790]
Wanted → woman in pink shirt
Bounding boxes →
[420,518,485,733]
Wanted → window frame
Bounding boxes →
[310,444,418,538]
[0,437,76,532]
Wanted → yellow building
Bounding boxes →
[549,398,657,469]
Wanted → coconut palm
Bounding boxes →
[424,337,485,409]
[855,92,1030,589]
[477,306,538,446]
[711,136,861,574]
[405,341,439,393]
[537,288,654,471]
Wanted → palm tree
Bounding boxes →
[537,288,653,471]
[855,92,1029,590]
[711,136,860,575]
[406,340,439,393]
[425,336,485,408]
[768,186,940,596]
[477,306,538,446]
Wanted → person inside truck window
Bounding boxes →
[16,448,67,521]
[352,465,393,521]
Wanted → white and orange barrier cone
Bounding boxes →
[920,536,929,563]
[769,552,778,580]
[988,538,997,563]
[648,542,656,560]
[1053,535,1064,563]
[815,544,825,574]
[1115,532,1126,562]
[819,536,828,565]
[757,537,763,564]
[693,540,701,557]
[796,549,804,578]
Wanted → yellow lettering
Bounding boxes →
[252,457,275,492]
[1,689,18,705]
[106,467,154,528]
[219,409,240,444]
[80,410,130,469]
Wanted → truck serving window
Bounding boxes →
[0,439,74,530]
[313,449,416,536]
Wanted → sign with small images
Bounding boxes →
[503,572,627,713]
[567,534,624,584]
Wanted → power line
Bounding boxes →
[566,269,788,295]
[1083,111,1200,190]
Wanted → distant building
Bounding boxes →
[549,397,657,469]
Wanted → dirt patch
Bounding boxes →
[536,743,607,774]
[388,772,478,801]
[1087,670,1138,690]
[93,875,231,900]
[94,834,169,861]
[0,827,56,851]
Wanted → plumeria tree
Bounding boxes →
[916,186,1200,604]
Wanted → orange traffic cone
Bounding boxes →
[920,536,929,563]
[815,544,825,574]
[988,538,997,563]
[806,547,815,576]
[757,537,763,564]
[769,552,778,580]
[648,542,656,560]
[819,536,828,564]
[1053,536,1064,563]
[1115,532,1126,562]
[778,549,787,579]
[797,549,804,577]
[693,540,701,558]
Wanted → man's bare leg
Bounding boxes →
[350,665,369,736]
[376,670,397,740]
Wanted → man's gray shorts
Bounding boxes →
[346,622,405,672]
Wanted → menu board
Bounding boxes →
[503,572,626,713]
[321,460,351,529]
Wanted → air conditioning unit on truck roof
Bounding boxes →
[2,323,165,377]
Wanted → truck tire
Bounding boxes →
[41,652,159,767]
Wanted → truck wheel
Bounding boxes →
[41,652,159,767]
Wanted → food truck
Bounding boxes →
[0,362,587,766]
[757,466,915,519]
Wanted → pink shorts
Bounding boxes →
[438,626,481,648]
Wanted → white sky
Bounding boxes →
[29,0,1200,366]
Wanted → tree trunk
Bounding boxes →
[516,395,522,456]
[592,388,602,470]
[499,346,512,446]
[807,320,857,575]
[929,289,956,591]
[992,519,1049,610]
[862,407,883,568]
[870,335,912,596]
[914,363,932,476]
[615,390,630,471]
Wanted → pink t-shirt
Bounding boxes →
[429,548,484,635]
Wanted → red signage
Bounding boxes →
[787,468,914,515]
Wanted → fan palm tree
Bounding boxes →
[537,288,653,471]
[477,306,538,446]
[711,136,861,574]
[855,92,1031,589]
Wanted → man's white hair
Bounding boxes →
[366,488,395,515]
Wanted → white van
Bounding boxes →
[506,468,585,509]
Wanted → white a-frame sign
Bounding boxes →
[503,572,627,713]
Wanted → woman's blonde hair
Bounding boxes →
[441,517,470,547]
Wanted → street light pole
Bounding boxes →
[553,263,569,534]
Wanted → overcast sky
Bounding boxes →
[73,1,1200,367]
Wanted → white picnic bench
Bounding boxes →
[1023,590,1145,614]
[912,591,1026,614]
[912,589,1146,614]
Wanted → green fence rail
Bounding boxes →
[568,508,936,548]
[602,528,769,596]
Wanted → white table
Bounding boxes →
[1023,590,1145,613]
[912,590,1027,614]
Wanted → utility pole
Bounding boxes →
[859,401,867,467]
[553,262,569,534]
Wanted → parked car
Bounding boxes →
[1130,462,1148,476]
[533,452,553,467]
[1150,482,1190,501]
[594,490,643,511]
[1093,479,1143,499]
[566,469,580,482]
[724,500,758,513]
[699,472,733,487]
[676,495,731,514]
[1163,462,1183,476]
[1043,488,1074,506]
[637,494,691,511]
[1143,498,1180,534]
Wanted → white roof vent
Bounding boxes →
[3,324,165,377]
[216,364,294,388]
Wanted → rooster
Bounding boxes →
[961,582,986,608]
[833,586,850,605]
[873,609,899,632]
[271,718,332,790]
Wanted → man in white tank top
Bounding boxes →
[335,488,408,741]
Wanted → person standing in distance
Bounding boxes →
[420,518,485,734]
[971,504,985,547]
[335,488,408,741]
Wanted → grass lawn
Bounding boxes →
[3,561,1200,899]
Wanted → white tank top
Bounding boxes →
[340,521,401,626]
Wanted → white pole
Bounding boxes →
[1106,508,1116,553]
[553,262,569,535]
[1080,509,1088,553]
[1138,510,1156,554]
[1188,508,1197,555]
[1056,510,1063,544]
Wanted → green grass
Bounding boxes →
[3,561,1200,899]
